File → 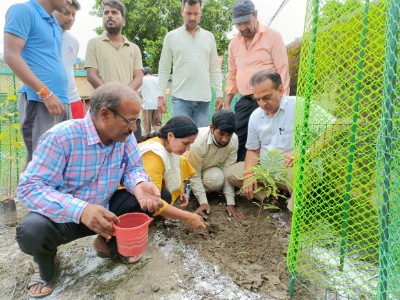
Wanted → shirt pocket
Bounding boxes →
[278,129,294,152]
[98,163,125,201]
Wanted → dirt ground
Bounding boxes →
[0,193,314,300]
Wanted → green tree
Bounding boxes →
[93,0,236,72]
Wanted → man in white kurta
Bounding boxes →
[157,0,223,127]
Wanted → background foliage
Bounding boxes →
[93,0,236,72]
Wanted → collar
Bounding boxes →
[31,0,55,20]
[101,33,131,46]
[206,131,214,146]
[84,110,114,147]
[181,25,201,34]
[261,96,288,118]
[206,130,231,148]
[238,22,266,40]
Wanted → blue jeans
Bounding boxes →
[172,97,210,127]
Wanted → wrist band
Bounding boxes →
[37,86,52,100]
[42,91,53,101]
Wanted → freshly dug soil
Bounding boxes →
[0,194,313,300]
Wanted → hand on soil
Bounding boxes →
[195,203,210,215]
[187,213,207,229]
[80,204,119,240]
[225,205,244,218]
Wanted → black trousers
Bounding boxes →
[234,95,259,162]
[15,189,171,282]
[133,118,142,142]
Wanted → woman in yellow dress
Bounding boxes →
[139,116,198,209]
[94,117,204,264]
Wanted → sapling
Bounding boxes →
[243,149,293,214]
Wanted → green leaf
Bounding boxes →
[0,133,9,141]
[0,116,8,121]
[12,123,20,130]
[12,140,22,149]
[7,94,17,101]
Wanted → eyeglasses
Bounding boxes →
[108,108,137,127]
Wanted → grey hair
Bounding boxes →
[249,70,282,90]
[143,66,153,75]
[70,0,81,10]
[90,82,139,118]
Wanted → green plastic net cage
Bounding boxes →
[287,0,399,298]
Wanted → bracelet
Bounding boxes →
[42,91,53,101]
[186,213,196,223]
[37,86,51,100]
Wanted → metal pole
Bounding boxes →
[377,0,398,298]
[339,0,370,271]
[289,0,320,296]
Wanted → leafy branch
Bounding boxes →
[243,149,293,213]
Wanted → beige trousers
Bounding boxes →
[201,167,224,192]
[142,109,162,135]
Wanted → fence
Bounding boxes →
[0,65,25,199]
[0,63,224,199]
[287,0,399,298]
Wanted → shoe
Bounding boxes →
[27,254,59,298]
[283,211,292,234]
[93,235,141,264]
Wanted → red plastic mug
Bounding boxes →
[113,213,153,257]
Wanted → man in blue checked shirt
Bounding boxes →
[15,82,164,298]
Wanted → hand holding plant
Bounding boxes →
[243,149,293,209]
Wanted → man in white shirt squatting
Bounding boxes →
[185,110,243,218]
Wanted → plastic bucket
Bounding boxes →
[113,213,153,257]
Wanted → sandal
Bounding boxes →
[93,235,141,264]
[27,272,54,298]
[27,254,60,298]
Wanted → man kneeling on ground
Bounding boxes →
[16,82,205,298]
[226,70,336,233]
[185,110,243,218]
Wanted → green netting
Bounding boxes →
[287,0,399,298]
[0,63,25,199]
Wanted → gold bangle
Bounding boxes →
[186,213,196,223]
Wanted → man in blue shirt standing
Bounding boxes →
[4,0,72,166]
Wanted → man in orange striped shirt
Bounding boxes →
[224,0,290,162]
